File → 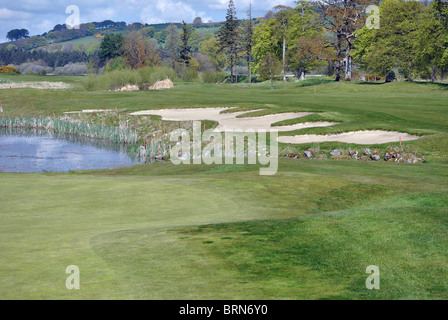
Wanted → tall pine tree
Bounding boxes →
[218,0,240,83]
[243,4,254,84]
[179,21,191,82]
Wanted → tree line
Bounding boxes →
[220,0,448,85]
[96,0,448,85]
[3,1,447,83]
[0,46,91,68]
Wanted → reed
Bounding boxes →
[0,117,139,145]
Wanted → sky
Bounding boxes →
[0,0,297,43]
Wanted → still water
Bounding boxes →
[0,129,140,173]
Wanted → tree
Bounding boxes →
[165,24,180,69]
[179,21,192,82]
[193,17,203,28]
[124,31,148,69]
[253,16,291,87]
[99,34,124,62]
[289,35,329,80]
[252,18,278,76]
[52,24,67,32]
[433,0,448,28]
[353,0,424,82]
[286,1,325,80]
[272,5,293,81]
[6,44,18,51]
[218,0,240,83]
[141,26,156,39]
[146,39,162,66]
[187,26,201,52]
[199,35,227,70]
[414,5,448,82]
[258,52,282,89]
[317,0,378,81]
[243,4,254,83]
[6,29,30,41]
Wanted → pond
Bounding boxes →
[0,129,140,173]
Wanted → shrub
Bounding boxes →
[138,66,176,85]
[186,66,199,82]
[54,63,87,75]
[0,65,20,74]
[110,57,126,71]
[200,70,226,83]
[24,65,52,75]
[80,66,176,91]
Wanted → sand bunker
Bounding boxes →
[130,108,338,132]
[278,130,420,145]
[0,81,71,90]
[64,109,114,114]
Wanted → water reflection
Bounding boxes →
[0,128,140,173]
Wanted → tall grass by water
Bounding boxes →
[0,117,139,144]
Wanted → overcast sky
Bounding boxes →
[0,0,297,43]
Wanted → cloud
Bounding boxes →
[141,0,212,24]
[0,0,298,43]
[208,0,296,11]
[0,7,32,20]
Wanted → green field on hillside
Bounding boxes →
[0,75,447,299]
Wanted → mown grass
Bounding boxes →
[1,160,446,299]
[0,76,447,299]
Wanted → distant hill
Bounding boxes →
[0,20,226,53]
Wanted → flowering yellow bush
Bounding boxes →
[0,66,20,74]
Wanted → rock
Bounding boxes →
[303,151,313,159]
[371,154,381,161]
[384,151,395,161]
[385,149,405,162]
[330,149,343,157]
[348,150,359,159]
[363,148,372,156]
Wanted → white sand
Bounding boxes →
[130,108,338,132]
[278,130,420,145]
[0,82,71,90]
[64,109,114,114]
[130,108,421,144]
